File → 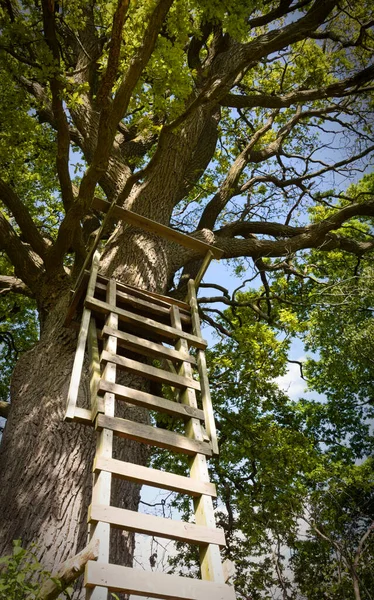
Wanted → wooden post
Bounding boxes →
[88,318,104,419]
[170,306,224,584]
[194,250,214,291]
[65,251,101,421]
[87,279,117,600]
[187,280,219,455]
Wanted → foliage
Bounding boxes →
[0,540,73,600]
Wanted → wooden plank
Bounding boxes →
[188,280,219,456]
[96,414,212,457]
[94,456,217,498]
[92,197,224,259]
[99,380,204,421]
[96,273,191,311]
[100,350,201,391]
[89,280,117,600]
[88,318,104,418]
[85,295,207,349]
[88,504,225,546]
[64,252,100,421]
[194,250,214,292]
[171,305,225,583]
[101,326,196,365]
[98,285,192,325]
[85,562,236,600]
[64,270,89,327]
[70,407,93,425]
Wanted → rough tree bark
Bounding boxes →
[0,1,373,598]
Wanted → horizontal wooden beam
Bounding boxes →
[101,326,196,365]
[101,350,201,391]
[85,296,207,349]
[96,414,212,456]
[96,273,191,311]
[88,504,225,546]
[94,456,216,498]
[99,380,204,421]
[85,562,236,600]
[92,198,224,259]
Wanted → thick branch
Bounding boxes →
[0,212,44,289]
[220,64,374,110]
[0,275,33,297]
[0,401,10,419]
[35,538,99,600]
[198,112,277,230]
[0,179,49,259]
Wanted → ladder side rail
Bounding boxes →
[88,279,117,600]
[170,305,225,584]
[65,252,101,421]
[88,318,104,419]
[187,280,219,455]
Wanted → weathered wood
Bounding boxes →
[99,380,204,421]
[96,273,191,311]
[94,456,217,498]
[89,280,117,600]
[38,538,99,600]
[84,562,236,600]
[64,252,100,421]
[88,318,104,418]
[101,285,192,325]
[92,197,224,259]
[88,504,226,546]
[85,296,207,349]
[71,407,93,425]
[188,280,219,456]
[194,250,214,291]
[171,305,225,583]
[64,269,90,327]
[96,414,212,457]
[100,350,201,391]
[101,326,196,365]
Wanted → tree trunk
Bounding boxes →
[0,231,177,597]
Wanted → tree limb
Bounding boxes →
[0,401,10,419]
[0,275,33,297]
[35,538,99,600]
[220,64,374,110]
[0,179,49,259]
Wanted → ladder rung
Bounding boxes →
[101,350,201,391]
[85,296,207,349]
[88,504,226,546]
[65,407,93,425]
[96,273,191,312]
[101,326,197,365]
[85,562,236,600]
[96,414,212,456]
[99,380,204,421]
[94,456,217,497]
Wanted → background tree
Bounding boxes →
[0,0,373,597]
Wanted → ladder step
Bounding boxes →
[99,380,204,421]
[96,414,212,456]
[94,456,217,497]
[65,407,93,425]
[96,273,191,312]
[85,562,236,600]
[85,296,207,349]
[101,326,197,365]
[101,350,201,391]
[88,504,226,546]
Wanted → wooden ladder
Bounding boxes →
[65,268,235,600]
